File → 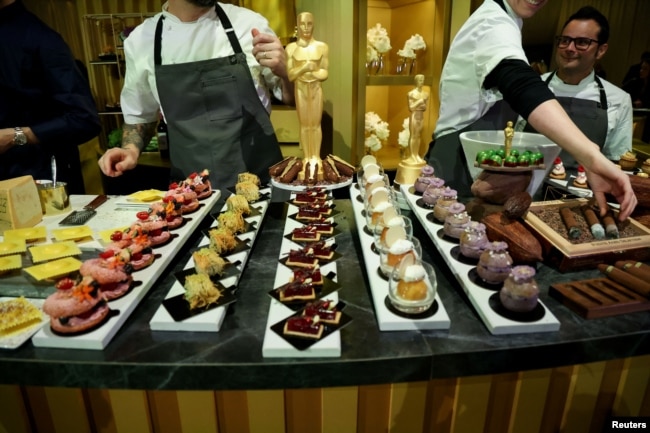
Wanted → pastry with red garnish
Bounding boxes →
[150,198,184,229]
[179,169,212,200]
[42,276,110,334]
[309,219,334,235]
[303,299,341,324]
[117,244,155,271]
[283,315,323,339]
[165,188,200,214]
[133,212,172,247]
[79,251,134,300]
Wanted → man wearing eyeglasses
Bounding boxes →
[517,6,633,170]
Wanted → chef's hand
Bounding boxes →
[251,28,288,79]
[584,156,637,221]
[98,145,139,177]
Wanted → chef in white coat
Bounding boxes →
[426,0,636,220]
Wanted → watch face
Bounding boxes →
[14,129,26,145]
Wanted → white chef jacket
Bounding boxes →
[434,0,527,139]
[515,71,633,160]
[120,2,283,125]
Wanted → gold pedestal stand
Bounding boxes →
[394,159,426,186]
[393,158,426,210]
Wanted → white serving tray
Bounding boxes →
[399,185,560,335]
[30,191,221,350]
[349,185,451,331]
[262,199,343,358]
[149,190,270,332]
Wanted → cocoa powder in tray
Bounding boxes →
[530,207,639,244]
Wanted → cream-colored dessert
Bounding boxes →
[618,151,638,171]
[573,165,588,188]
[549,157,566,180]
[642,158,650,175]
[396,261,428,301]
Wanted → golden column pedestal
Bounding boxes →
[394,158,426,186]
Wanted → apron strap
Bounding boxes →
[214,4,243,54]
[154,15,164,66]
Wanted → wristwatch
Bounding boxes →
[13,127,27,146]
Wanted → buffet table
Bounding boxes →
[0,189,649,432]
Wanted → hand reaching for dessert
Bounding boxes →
[98,146,139,177]
[585,158,637,221]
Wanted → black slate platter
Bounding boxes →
[283,226,341,246]
[206,218,257,235]
[201,229,251,256]
[268,275,342,311]
[226,186,270,203]
[211,204,262,220]
[279,249,342,269]
[163,290,237,322]
[288,208,340,223]
[174,260,242,287]
[269,303,352,351]
[488,293,545,322]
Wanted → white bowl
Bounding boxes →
[459,130,561,197]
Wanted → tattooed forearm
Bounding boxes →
[122,122,157,152]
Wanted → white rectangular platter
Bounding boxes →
[399,184,560,335]
[149,188,271,332]
[349,185,451,331]
[30,191,221,349]
[262,197,342,358]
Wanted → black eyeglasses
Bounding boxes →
[555,36,599,51]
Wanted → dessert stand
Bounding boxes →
[400,185,560,335]
[149,187,271,332]
[349,185,451,331]
[30,192,221,350]
[262,196,345,358]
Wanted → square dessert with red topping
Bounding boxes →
[303,299,341,324]
[286,249,318,268]
[278,281,316,302]
[283,315,323,339]
[292,225,321,242]
[292,268,323,285]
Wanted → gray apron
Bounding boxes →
[154,4,282,191]
[524,71,608,169]
[426,100,518,198]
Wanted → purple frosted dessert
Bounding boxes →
[421,178,446,207]
[477,241,512,284]
[443,202,470,239]
[500,265,539,312]
[459,221,488,259]
[413,165,436,193]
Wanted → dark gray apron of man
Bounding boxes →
[153,4,282,191]
[426,101,518,198]
[524,71,608,169]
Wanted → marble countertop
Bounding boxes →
[0,189,648,390]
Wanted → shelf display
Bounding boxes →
[363,0,437,170]
[81,13,155,151]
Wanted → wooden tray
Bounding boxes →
[549,278,650,319]
[524,198,650,272]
